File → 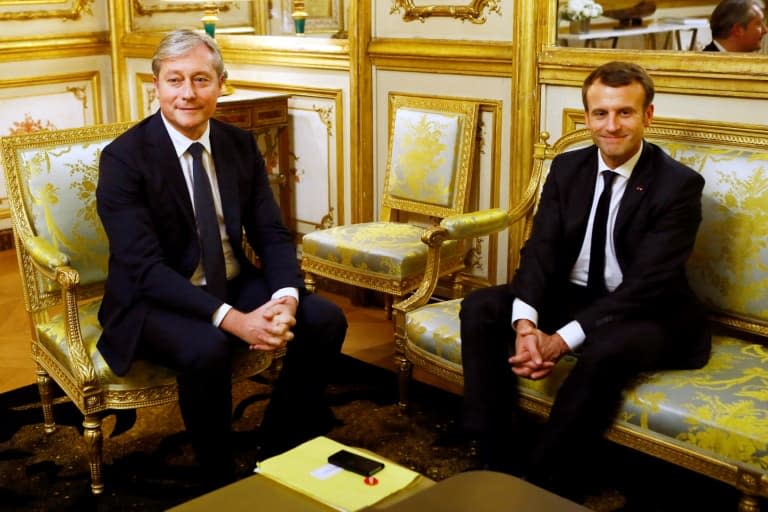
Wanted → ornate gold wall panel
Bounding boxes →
[0,33,109,62]
[390,0,502,24]
[539,48,768,99]
[119,31,350,71]
[0,0,94,20]
[369,39,514,76]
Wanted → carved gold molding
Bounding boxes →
[0,0,94,20]
[0,71,103,125]
[390,0,501,24]
[132,0,232,16]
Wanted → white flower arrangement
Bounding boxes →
[561,0,603,21]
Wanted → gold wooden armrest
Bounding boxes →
[394,208,513,314]
[23,235,70,275]
[21,235,98,388]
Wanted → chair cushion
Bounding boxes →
[36,300,272,393]
[302,222,460,278]
[405,299,768,473]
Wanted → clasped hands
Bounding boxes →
[221,296,297,351]
[509,319,570,380]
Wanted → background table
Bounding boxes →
[559,19,708,50]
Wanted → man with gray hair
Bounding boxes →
[96,29,347,486]
[704,0,767,51]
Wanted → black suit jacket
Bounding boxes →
[96,112,303,375]
[510,141,710,368]
[703,41,720,51]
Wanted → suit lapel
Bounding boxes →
[615,141,656,234]
[146,113,196,230]
[209,123,242,245]
[571,149,600,240]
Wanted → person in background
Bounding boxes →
[96,29,347,485]
[704,0,767,51]
[459,61,711,501]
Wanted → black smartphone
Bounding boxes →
[327,449,385,477]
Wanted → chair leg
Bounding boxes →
[397,355,413,413]
[35,366,56,434]
[83,413,105,495]
[450,272,464,299]
[304,272,317,293]
[737,492,760,512]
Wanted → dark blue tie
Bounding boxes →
[188,142,227,300]
[587,170,617,295]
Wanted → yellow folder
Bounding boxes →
[255,436,421,511]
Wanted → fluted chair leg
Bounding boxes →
[304,272,317,293]
[83,413,104,495]
[35,366,56,434]
[737,493,760,512]
[397,355,413,413]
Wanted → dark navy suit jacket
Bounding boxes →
[96,112,303,375]
[510,141,711,368]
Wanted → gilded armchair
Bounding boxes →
[0,123,274,494]
[301,93,480,312]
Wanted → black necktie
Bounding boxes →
[587,170,617,295]
[188,142,227,300]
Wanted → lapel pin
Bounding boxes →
[635,186,644,192]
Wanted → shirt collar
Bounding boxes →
[597,140,643,181]
[713,40,727,52]
[159,112,212,158]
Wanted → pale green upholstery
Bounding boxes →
[406,300,768,474]
[301,222,461,283]
[394,126,768,511]
[1,123,274,494]
[301,94,480,304]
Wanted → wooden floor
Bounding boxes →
[0,248,460,396]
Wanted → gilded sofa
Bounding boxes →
[1,123,275,494]
[394,124,768,511]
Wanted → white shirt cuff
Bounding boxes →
[511,298,538,329]
[556,320,585,351]
[272,287,299,303]
[212,303,233,327]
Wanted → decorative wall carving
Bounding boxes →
[0,0,94,21]
[390,0,501,24]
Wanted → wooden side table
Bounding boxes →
[215,92,293,232]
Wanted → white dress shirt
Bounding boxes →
[512,142,644,350]
[160,114,298,326]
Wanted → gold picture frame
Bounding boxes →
[390,0,502,24]
[0,0,94,21]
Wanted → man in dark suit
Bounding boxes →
[96,29,347,482]
[704,0,766,51]
[459,61,711,499]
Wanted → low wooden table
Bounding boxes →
[168,471,433,512]
[170,469,589,511]
[367,470,591,511]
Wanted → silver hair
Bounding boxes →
[151,28,225,78]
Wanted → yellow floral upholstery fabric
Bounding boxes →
[302,222,460,278]
[36,299,270,392]
[653,140,768,323]
[17,142,110,288]
[406,300,768,472]
[387,108,463,208]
